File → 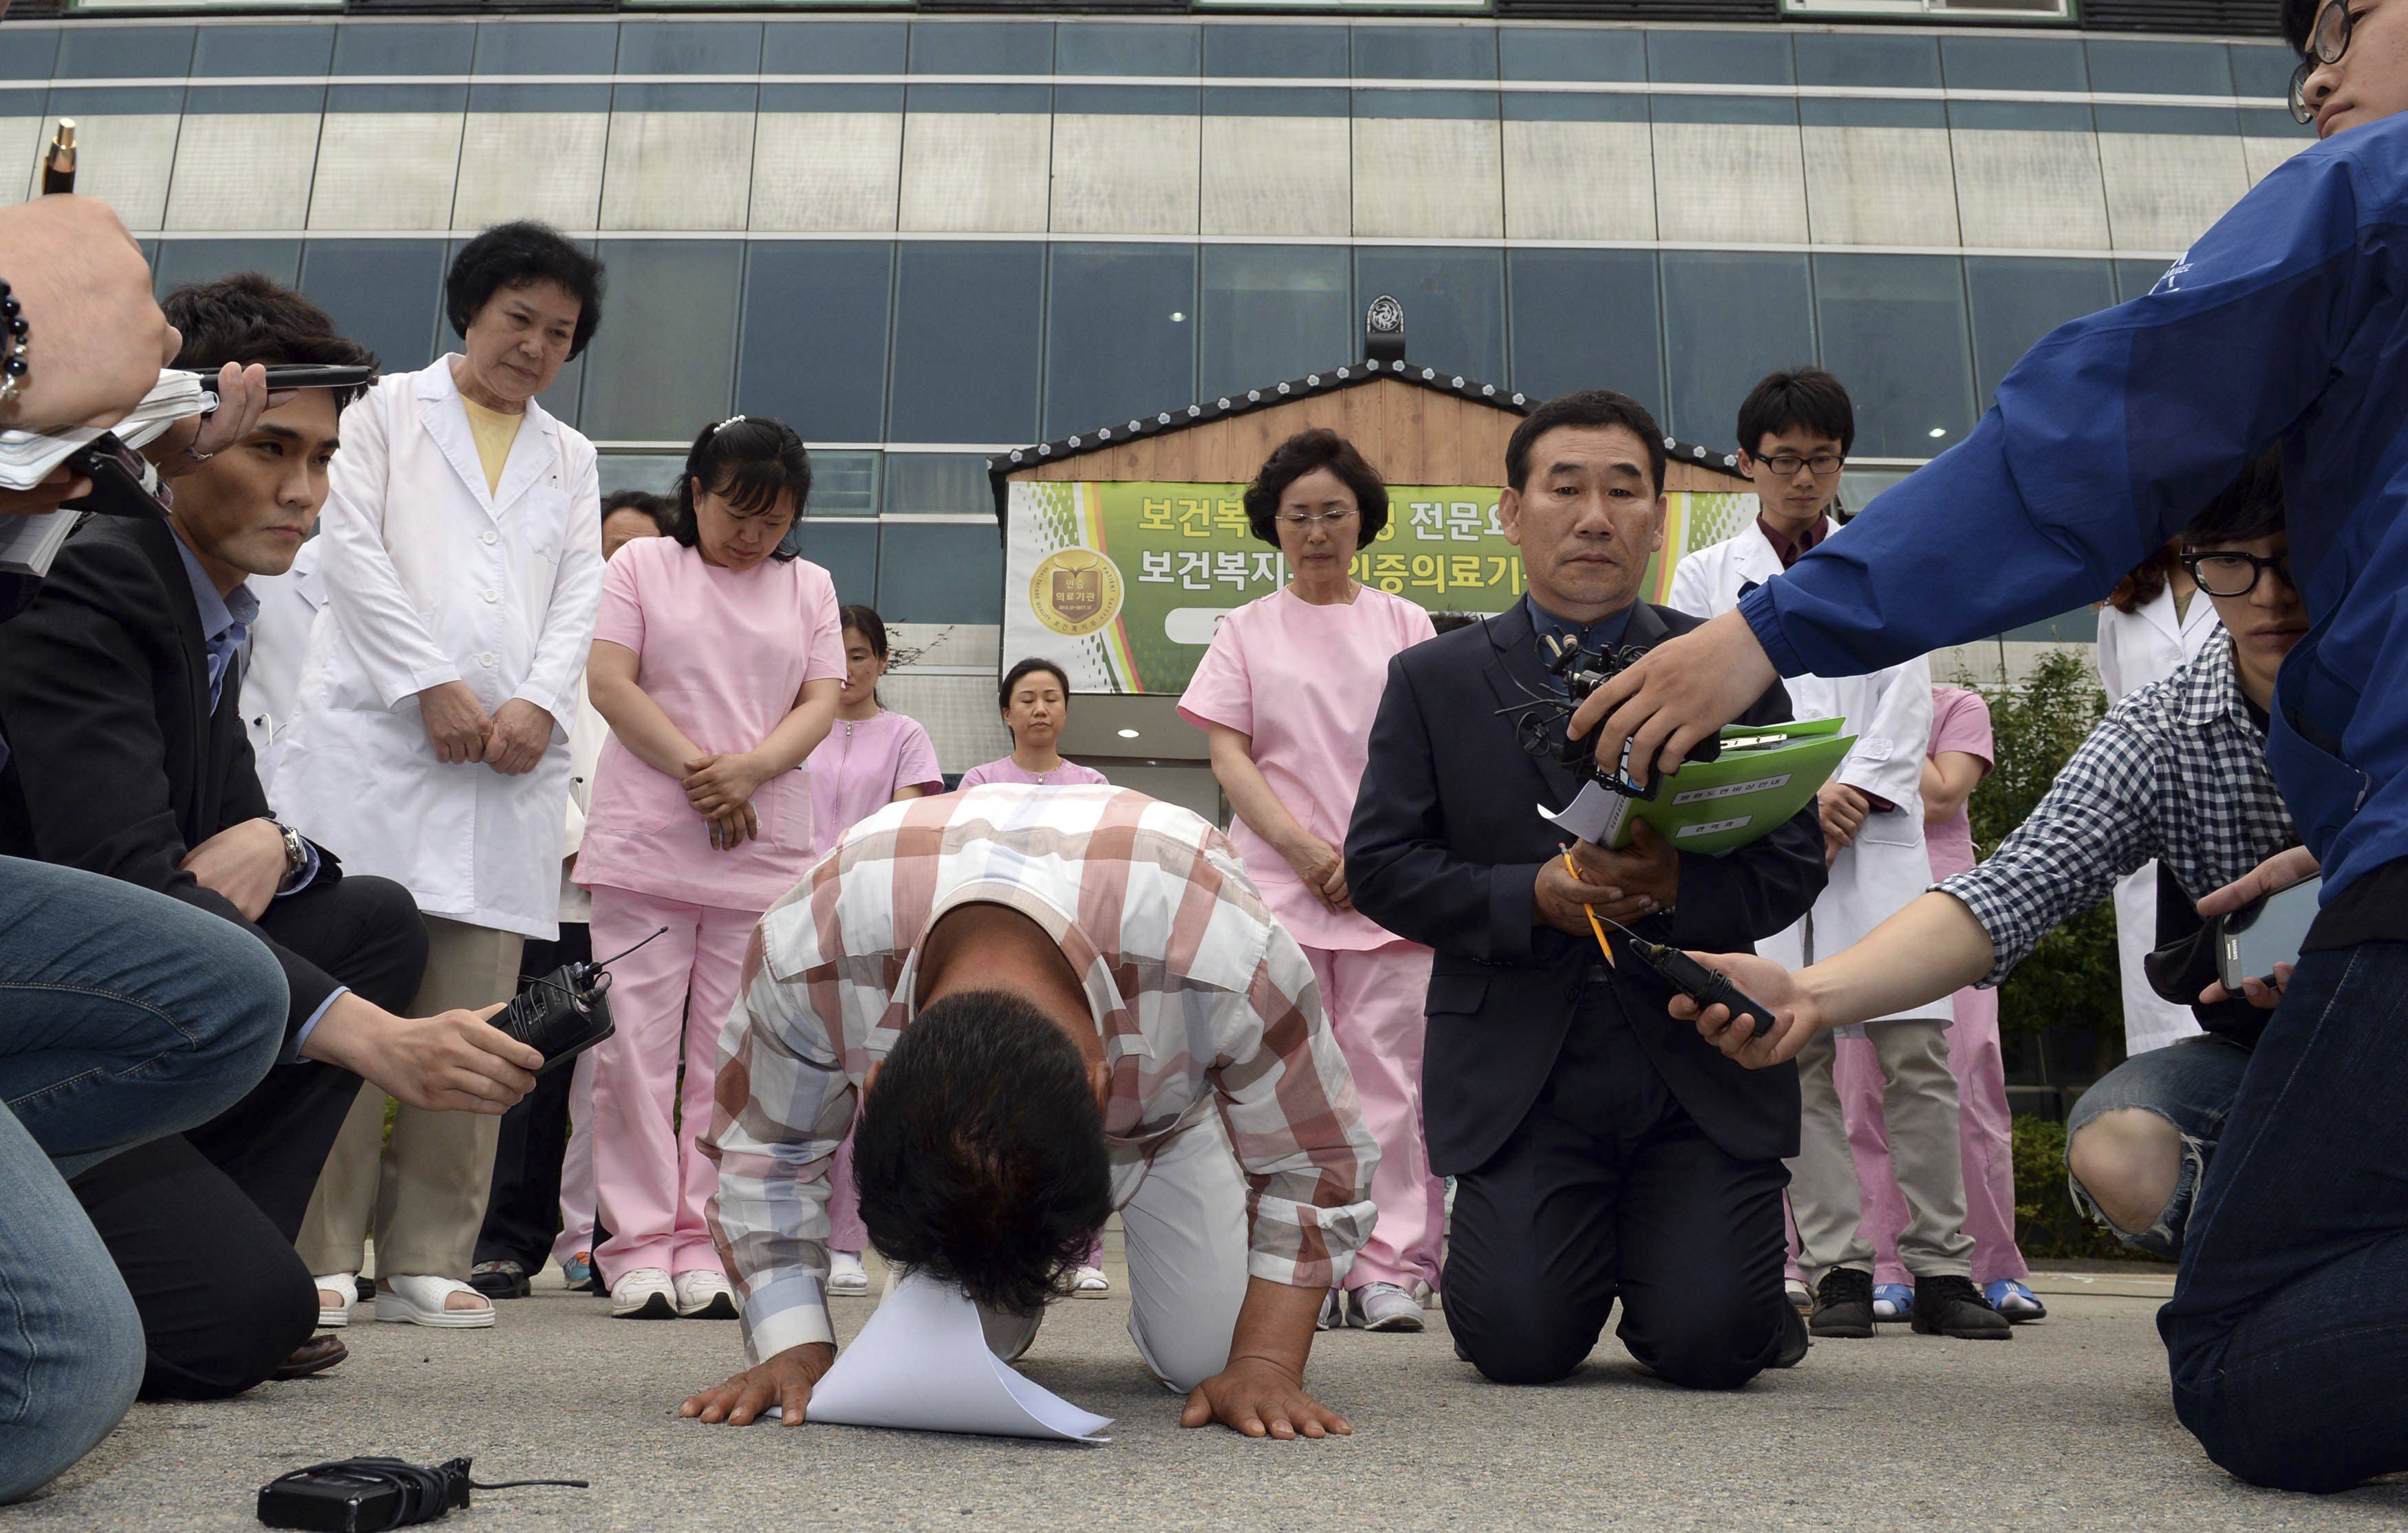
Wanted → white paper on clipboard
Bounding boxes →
[1538,780,1633,847]
[766,1269,1113,1444]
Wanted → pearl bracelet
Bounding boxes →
[0,279,28,411]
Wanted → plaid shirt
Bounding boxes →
[702,784,1377,1364]
[1942,641,2297,985]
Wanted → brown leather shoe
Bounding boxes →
[274,1333,350,1381]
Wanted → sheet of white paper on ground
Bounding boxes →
[770,1270,1112,1444]
[1538,780,1631,847]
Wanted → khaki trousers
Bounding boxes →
[296,916,523,1279]
[1788,1019,1975,1284]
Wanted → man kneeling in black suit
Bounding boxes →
[0,275,542,1399]
[1348,389,1824,1388]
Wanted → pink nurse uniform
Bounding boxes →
[1177,583,1441,1295]
[572,537,846,1284]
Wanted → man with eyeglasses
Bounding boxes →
[1669,369,2006,1344]
[1573,0,2408,1490]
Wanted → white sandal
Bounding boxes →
[373,1274,495,1329]
[313,1273,356,1329]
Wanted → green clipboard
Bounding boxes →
[1536,719,1858,857]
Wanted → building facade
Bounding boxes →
[2,6,2308,768]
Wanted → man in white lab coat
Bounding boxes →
[1668,369,2005,1342]
[276,224,607,1330]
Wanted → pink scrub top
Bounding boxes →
[1925,684,1996,883]
[573,538,846,912]
[805,709,944,853]
[957,755,1110,789]
[1177,584,1435,952]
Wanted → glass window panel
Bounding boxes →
[615,21,764,74]
[473,21,620,76]
[807,450,881,517]
[332,22,474,76]
[193,23,332,76]
[889,244,1045,447]
[735,242,893,448]
[1352,248,1505,384]
[153,239,301,297]
[1506,250,1663,422]
[762,21,907,74]
[1202,23,1348,78]
[580,241,743,443]
[878,522,1001,624]
[537,356,584,430]
[1660,252,1813,447]
[0,25,57,80]
[794,520,880,607]
[299,240,447,376]
[1812,254,1977,460]
[1057,22,1199,76]
[1964,257,2116,409]
[2085,40,2235,97]
[910,22,1052,75]
[2115,258,2173,303]
[884,453,993,513]
[1351,25,1496,81]
[53,25,193,78]
[1646,30,1793,86]
[1939,36,2088,93]
[1044,244,1198,442]
[1200,246,1351,400]
[1839,466,1913,517]
[2228,43,2299,100]
[1792,32,1939,89]
[597,453,687,499]
[1498,28,1644,83]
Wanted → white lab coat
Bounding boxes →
[557,687,608,925]
[1668,517,1944,1025]
[2097,586,2224,1054]
[272,356,603,941]
[241,535,325,793]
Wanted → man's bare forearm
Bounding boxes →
[1798,891,1996,1029]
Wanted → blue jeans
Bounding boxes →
[0,859,288,1502]
[2065,1035,2253,1261]
[2158,940,2408,1492]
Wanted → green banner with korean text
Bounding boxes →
[1002,480,1754,696]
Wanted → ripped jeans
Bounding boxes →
[2063,1034,2253,1261]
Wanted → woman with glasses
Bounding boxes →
[1176,429,1439,1334]
[2098,542,2224,1060]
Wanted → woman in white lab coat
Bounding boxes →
[2097,544,2222,1057]
[277,223,608,1330]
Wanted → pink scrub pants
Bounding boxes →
[587,887,759,1284]
[1784,983,2028,1287]
[1307,940,1441,1294]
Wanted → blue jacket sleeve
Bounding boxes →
[1741,120,2407,679]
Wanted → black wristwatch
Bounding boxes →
[272,820,308,883]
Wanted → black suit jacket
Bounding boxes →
[1346,599,1825,1175]
[0,514,341,1042]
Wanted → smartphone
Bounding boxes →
[2217,875,2323,989]
[260,364,376,391]
[61,432,171,520]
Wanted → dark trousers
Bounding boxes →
[1444,975,1792,1390]
[473,926,590,1273]
[2160,939,2408,1492]
[70,874,427,1400]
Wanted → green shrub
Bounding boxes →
[2011,1113,2139,1261]
[1961,651,2120,1043]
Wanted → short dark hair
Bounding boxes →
[998,656,1071,714]
[2182,449,2286,549]
[444,222,607,360]
[2283,0,2319,52]
[601,489,674,537]
[163,274,375,409]
[1241,429,1390,546]
[1505,389,1668,495]
[852,990,1112,1318]
[841,603,890,660]
[672,416,810,561]
[1428,611,1482,635]
[1737,367,1856,459]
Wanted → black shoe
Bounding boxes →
[468,1260,532,1300]
[272,1334,349,1382]
[1809,1267,1876,1339]
[1909,1274,2012,1340]
[1770,1300,1810,1369]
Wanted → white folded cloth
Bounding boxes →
[0,367,208,490]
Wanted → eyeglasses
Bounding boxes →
[2182,549,2296,597]
[2290,1,2357,124]
[1273,508,1360,528]
[1758,453,1845,477]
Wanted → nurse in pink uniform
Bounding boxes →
[575,417,845,1321]
[804,603,945,1298]
[1176,429,1439,1334]
[959,659,1110,789]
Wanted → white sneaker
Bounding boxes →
[1785,1278,1814,1316]
[313,1273,356,1330]
[1317,1289,1343,1331]
[1347,1282,1426,1333]
[1070,1265,1110,1298]
[610,1267,676,1319]
[674,1269,738,1320]
[827,1251,871,1297]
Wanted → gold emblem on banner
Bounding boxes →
[1030,549,1123,636]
